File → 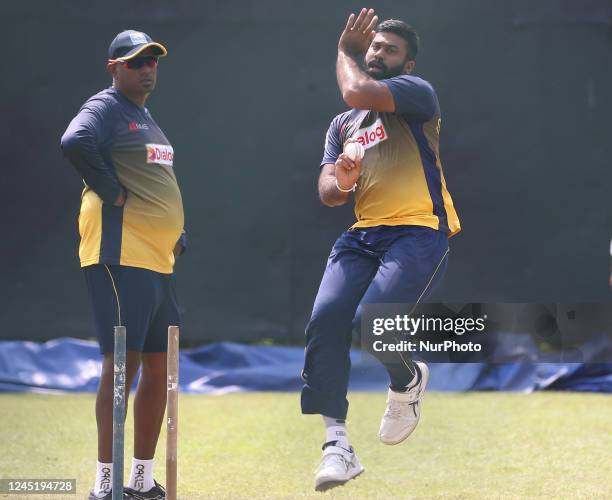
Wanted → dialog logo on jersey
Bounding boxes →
[354,118,388,150]
[146,144,174,167]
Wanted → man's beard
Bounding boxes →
[364,60,405,80]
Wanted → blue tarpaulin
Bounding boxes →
[0,338,610,394]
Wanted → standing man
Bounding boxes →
[301,9,461,489]
[61,30,186,500]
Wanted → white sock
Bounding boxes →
[127,458,155,492]
[323,415,349,448]
[93,461,112,497]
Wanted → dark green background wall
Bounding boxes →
[1,0,611,342]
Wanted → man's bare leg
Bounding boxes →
[124,352,167,494]
[96,351,142,462]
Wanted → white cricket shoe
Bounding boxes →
[314,442,364,490]
[379,361,429,445]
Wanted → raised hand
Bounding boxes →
[338,8,379,58]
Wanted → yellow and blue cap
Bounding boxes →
[108,30,167,61]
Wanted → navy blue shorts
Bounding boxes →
[83,264,180,354]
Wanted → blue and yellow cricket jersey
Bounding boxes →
[61,87,185,274]
[322,75,460,236]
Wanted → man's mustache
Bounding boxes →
[367,60,387,71]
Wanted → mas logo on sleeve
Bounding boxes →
[146,144,174,167]
[353,118,388,150]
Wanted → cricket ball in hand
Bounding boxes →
[344,141,365,162]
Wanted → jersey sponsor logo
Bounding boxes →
[146,144,174,166]
[128,121,150,131]
[354,118,388,149]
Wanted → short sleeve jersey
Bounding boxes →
[62,87,184,273]
[322,75,460,236]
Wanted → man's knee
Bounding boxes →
[100,351,141,383]
[140,352,167,377]
[308,302,354,336]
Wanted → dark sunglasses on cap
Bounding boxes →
[109,55,159,69]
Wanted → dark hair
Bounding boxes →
[375,19,420,60]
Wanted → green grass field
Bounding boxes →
[1,392,611,499]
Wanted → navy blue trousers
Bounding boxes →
[301,225,449,419]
